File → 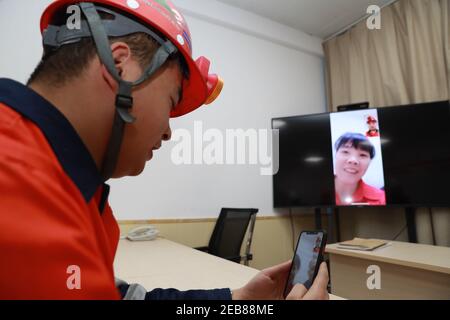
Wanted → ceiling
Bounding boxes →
[217,0,395,39]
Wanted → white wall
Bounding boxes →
[0,0,52,83]
[0,0,327,219]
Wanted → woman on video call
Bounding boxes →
[334,133,386,205]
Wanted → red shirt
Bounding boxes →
[336,180,386,206]
[366,130,380,137]
[0,79,120,299]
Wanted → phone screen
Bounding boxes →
[284,231,326,296]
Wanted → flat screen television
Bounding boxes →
[272,100,450,208]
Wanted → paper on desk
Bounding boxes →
[337,238,390,251]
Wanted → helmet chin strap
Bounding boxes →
[79,2,177,181]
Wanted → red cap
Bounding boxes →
[367,116,378,124]
[40,0,223,118]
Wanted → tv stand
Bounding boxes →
[314,208,341,243]
[314,208,322,229]
[314,207,418,244]
[405,207,418,243]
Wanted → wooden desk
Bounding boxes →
[326,241,450,300]
[114,238,344,300]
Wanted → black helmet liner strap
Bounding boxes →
[43,2,177,180]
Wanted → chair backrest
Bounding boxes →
[208,208,258,262]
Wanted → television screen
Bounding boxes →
[272,100,450,208]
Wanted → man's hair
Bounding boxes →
[335,132,376,159]
[28,7,188,86]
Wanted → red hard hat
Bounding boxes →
[367,116,377,124]
[40,0,223,118]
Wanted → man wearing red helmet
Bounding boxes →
[366,116,380,137]
[0,0,329,300]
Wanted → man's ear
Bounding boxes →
[100,41,133,90]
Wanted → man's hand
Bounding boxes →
[286,262,329,300]
[232,261,329,300]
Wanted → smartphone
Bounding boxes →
[284,230,327,297]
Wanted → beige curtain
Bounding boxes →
[323,0,450,246]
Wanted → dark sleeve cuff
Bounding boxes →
[145,288,232,300]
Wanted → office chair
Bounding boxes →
[195,208,258,265]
